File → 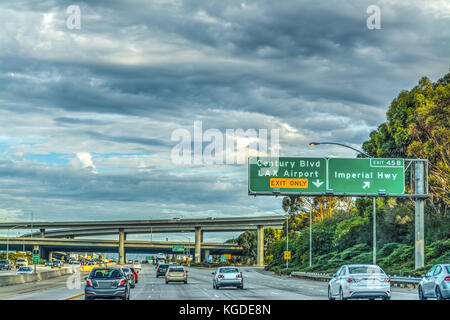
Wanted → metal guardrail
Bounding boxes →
[290,272,421,288]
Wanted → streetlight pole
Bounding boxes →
[309,211,312,267]
[286,215,289,269]
[309,141,376,265]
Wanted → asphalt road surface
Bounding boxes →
[1,264,419,300]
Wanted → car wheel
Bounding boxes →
[328,286,335,300]
[165,280,169,284]
[238,284,244,289]
[436,286,444,300]
[184,280,187,284]
[382,296,391,300]
[85,296,93,301]
[215,284,220,290]
[418,286,427,300]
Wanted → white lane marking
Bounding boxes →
[148,295,151,299]
[214,294,219,298]
[271,291,279,295]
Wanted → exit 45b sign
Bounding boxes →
[248,157,405,196]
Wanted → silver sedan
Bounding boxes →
[418,264,450,300]
[328,264,391,300]
[212,267,244,289]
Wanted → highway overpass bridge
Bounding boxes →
[0,216,285,265]
[0,237,242,261]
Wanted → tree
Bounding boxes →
[362,72,450,210]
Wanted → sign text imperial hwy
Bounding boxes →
[248,157,405,196]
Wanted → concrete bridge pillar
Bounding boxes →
[256,225,264,267]
[40,228,45,238]
[49,251,53,261]
[195,227,202,263]
[119,228,126,264]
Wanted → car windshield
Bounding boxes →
[219,268,239,273]
[17,259,26,262]
[160,264,169,269]
[122,268,130,272]
[90,269,122,278]
[348,266,384,274]
[19,267,31,271]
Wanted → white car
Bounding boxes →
[15,258,28,267]
[133,260,142,272]
[328,264,391,300]
[16,266,33,274]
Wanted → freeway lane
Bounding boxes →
[1,264,418,300]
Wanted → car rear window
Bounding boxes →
[348,266,384,274]
[91,269,122,278]
[169,267,184,272]
[445,266,450,273]
[219,268,239,273]
[160,264,169,268]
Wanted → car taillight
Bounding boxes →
[218,275,224,278]
[385,278,391,283]
[86,279,93,287]
[347,278,353,283]
[167,270,170,274]
[444,277,450,281]
[118,279,126,287]
[236,274,242,278]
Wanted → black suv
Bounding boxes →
[156,264,170,277]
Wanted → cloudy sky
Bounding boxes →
[0,0,449,241]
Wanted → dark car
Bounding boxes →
[84,267,130,300]
[156,264,170,278]
[0,260,13,270]
[51,260,63,268]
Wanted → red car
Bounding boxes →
[128,267,138,283]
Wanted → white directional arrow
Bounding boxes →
[363,181,370,189]
[312,179,324,188]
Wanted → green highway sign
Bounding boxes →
[248,157,327,194]
[220,255,227,262]
[172,245,185,253]
[249,157,405,196]
[328,158,404,195]
[32,254,39,264]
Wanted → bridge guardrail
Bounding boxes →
[290,272,421,289]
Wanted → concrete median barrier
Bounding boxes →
[0,268,74,287]
[0,263,117,287]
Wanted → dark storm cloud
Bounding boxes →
[0,0,449,225]
[84,130,168,148]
